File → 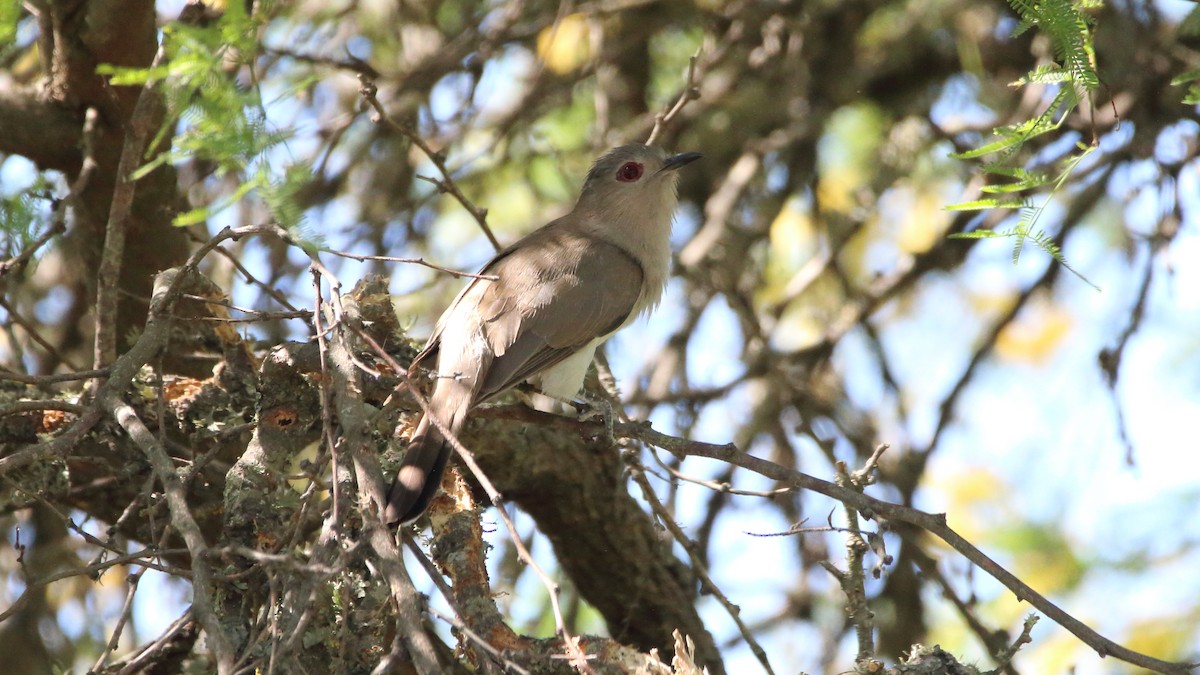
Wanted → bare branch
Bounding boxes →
[646,49,702,146]
[624,423,1197,675]
[93,48,169,369]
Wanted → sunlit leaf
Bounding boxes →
[537,12,591,74]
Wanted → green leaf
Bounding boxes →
[1009,64,1073,86]
[95,63,172,86]
[947,2,1101,286]
[1170,67,1200,88]
[945,198,1032,211]
[260,163,313,230]
[0,177,56,262]
[0,0,18,50]
[1179,6,1200,38]
[948,230,1008,240]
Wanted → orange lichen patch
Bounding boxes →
[39,409,72,433]
[163,378,205,402]
[483,623,528,651]
[255,531,281,550]
[262,406,299,430]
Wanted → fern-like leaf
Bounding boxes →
[947,0,1102,289]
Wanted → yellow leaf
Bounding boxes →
[537,13,591,74]
[771,299,830,352]
[1125,618,1194,661]
[895,190,951,254]
[816,166,863,215]
[995,299,1073,364]
[930,466,1007,542]
[761,197,819,302]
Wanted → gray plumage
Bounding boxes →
[385,144,701,525]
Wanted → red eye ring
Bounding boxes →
[616,161,644,182]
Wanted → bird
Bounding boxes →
[385,143,702,525]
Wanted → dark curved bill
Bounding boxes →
[660,151,703,173]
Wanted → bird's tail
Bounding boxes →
[384,413,452,525]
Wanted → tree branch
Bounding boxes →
[626,424,1197,675]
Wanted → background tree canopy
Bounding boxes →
[2,0,1199,673]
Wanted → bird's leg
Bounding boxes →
[576,390,616,445]
[514,385,617,445]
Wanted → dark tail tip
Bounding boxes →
[384,435,452,526]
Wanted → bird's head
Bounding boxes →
[576,144,702,219]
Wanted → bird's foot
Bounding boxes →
[574,392,615,445]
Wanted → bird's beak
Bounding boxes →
[658,151,703,174]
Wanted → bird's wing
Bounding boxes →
[407,239,520,373]
[473,226,644,400]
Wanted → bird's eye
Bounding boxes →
[616,161,644,182]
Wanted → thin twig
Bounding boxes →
[0,544,186,623]
[99,363,234,672]
[908,548,1019,674]
[426,606,533,675]
[358,78,501,251]
[0,367,110,385]
[0,217,65,278]
[996,614,1040,669]
[646,49,702,146]
[310,261,345,529]
[647,447,790,498]
[623,423,1197,675]
[114,609,195,675]
[321,246,499,281]
[263,46,380,78]
[206,238,303,314]
[626,455,777,675]
[827,460,876,665]
[0,399,85,417]
[91,570,143,672]
[0,297,83,371]
[1099,234,1159,465]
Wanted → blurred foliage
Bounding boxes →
[0,176,54,260]
[2,0,1199,673]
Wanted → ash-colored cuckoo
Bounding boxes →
[385,144,701,525]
